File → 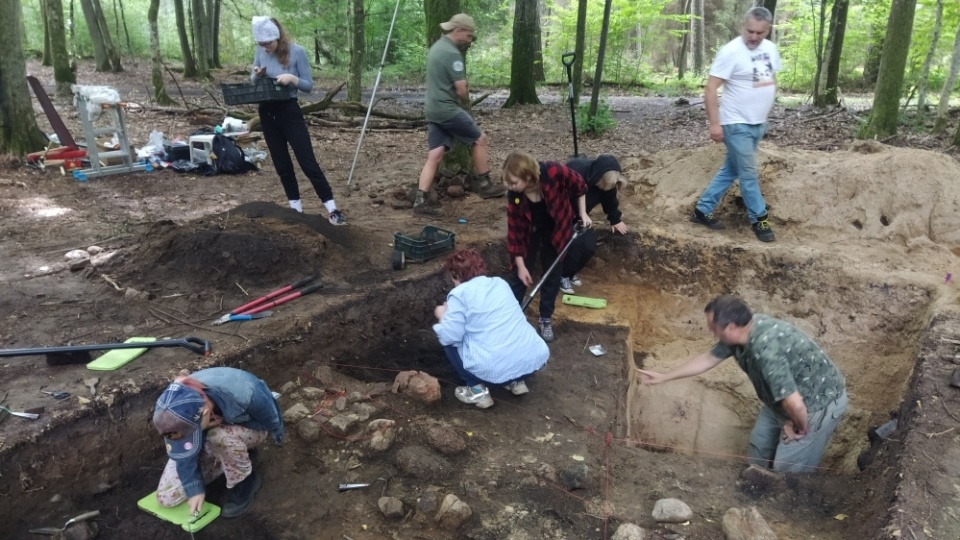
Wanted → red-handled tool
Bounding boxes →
[211,275,315,325]
[242,283,325,315]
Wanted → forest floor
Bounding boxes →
[2,59,960,540]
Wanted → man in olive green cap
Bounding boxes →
[414,13,504,215]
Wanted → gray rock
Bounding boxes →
[351,402,378,422]
[64,249,89,260]
[435,493,472,530]
[283,403,311,423]
[652,498,693,523]
[366,419,397,452]
[560,463,590,490]
[86,245,104,255]
[327,412,361,436]
[395,446,451,481]
[296,418,322,442]
[335,396,347,411]
[389,198,413,209]
[300,387,325,399]
[378,496,405,519]
[69,257,90,271]
[446,185,465,198]
[417,490,440,514]
[347,391,366,403]
[612,523,646,540]
[536,462,558,483]
[279,381,297,394]
[722,507,778,540]
[425,425,467,455]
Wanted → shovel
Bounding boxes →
[29,510,100,535]
[521,222,589,311]
[0,336,211,366]
[0,405,40,420]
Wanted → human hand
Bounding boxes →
[188,493,206,516]
[580,215,593,229]
[636,369,667,385]
[612,222,628,235]
[276,73,299,86]
[517,267,533,287]
[434,302,447,321]
[781,421,807,444]
[708,124,723,143]
[253,66,266,78]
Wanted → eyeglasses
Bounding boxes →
[257,40,275,47]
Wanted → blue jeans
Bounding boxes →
[443,345,523,388]
[748,390,848,473]
[695,123,767,223]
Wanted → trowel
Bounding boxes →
[29,510,99,535]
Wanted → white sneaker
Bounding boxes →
[571,275,583,286]
[504,380,529,395]
[454,385,494,409]
[559,277,575,295]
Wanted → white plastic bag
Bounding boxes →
[72,85,121,121]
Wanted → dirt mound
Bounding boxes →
[116,202,328,292]
[629,142,960,248]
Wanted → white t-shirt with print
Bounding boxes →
[710,37,781,125]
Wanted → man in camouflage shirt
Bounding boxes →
[638,295,847,473]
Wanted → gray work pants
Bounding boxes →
[748,390,847,473]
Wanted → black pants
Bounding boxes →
[258,99,333,202]
[508,227,561,321]
[561,228,597,279]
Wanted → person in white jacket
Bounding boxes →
[433,249,549,409]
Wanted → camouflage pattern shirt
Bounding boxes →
[710,315,845,418]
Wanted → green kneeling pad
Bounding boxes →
[86,337,157,371]
[137,491,220,532]
[562,294,607,309]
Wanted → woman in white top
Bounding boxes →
[433,249,550,409]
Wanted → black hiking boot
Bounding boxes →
[751,214,776,242]
[412,189,442,216]
[221,470,263,518]
[471,173,506,199]
[690,208,726,230]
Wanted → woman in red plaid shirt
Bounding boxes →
[503,151,592,342]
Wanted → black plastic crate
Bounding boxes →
[220,78,289,105]
[393,226,456,264]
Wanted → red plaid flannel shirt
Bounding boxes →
[506,161,587,261]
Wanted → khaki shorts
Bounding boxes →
[427,110,482,150]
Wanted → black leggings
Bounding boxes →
[561,228,597,279]
[507,228,562,321]
[258,99,333,202]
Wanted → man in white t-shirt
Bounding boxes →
[690,7,780,242]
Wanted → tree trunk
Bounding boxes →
[118,0,132,53]
[691,0,704,74]
[862,24,884,86]
[677,0,691,79]
[0,0,49,155]
[91,0,122,71]
[504,0,542,107]
[811,0,829,106]
[572,0,587,105]
[191,0,210,76]
[915,0,943,123]
[586,0,612,127]
[953,120,960,146]
[532,0,544,82]
[46,0,76,97]
[348,0,365,102]
[79,0,110,71]
[861,0,917,139]
[212,0,221,68]
[173,0,197,78]
[933,18,960,133]
[148,0,173,105]
[41,0,53,66]
[816,0,849,107]
[762,0,778,20]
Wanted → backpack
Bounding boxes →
[210,133,252,174]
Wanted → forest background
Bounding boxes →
[4,0,960,153]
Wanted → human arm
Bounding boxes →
[548,162,591,227]
[454,79,469,105]
[433,294,467,346]
[597,189,626,233]
[434,302,447,321]
[514,256,533,286]
[276,47,313,92]
[704,75,724,142]
[251,49,265,83]
[636,352,725,385]
[506,191,530,277]
[173,455,205,510]
[779,391,809,442]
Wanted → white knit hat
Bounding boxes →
[252,16,280,42]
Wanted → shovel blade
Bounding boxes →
[28,528,61,535]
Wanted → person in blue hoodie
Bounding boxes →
[433,249,550,409]
[153,367,283,518]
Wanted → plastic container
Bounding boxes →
[220,78,289,105]
[392,226,456,269]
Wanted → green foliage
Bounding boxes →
[578,99,616,134]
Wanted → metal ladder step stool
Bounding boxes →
[75,94,146,179]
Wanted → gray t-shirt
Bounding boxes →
[251,43,313,99]
[711,315,846,418]
[424,36,465,123]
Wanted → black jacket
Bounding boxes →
[565,155,623,226]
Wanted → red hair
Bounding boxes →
[443,249,487,282]
[174,375,222,425]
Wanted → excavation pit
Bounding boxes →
[0,225,954,539]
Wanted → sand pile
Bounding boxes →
[626,141,960,248]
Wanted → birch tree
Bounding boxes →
[932,18,960,133]
[915,0,944,123]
